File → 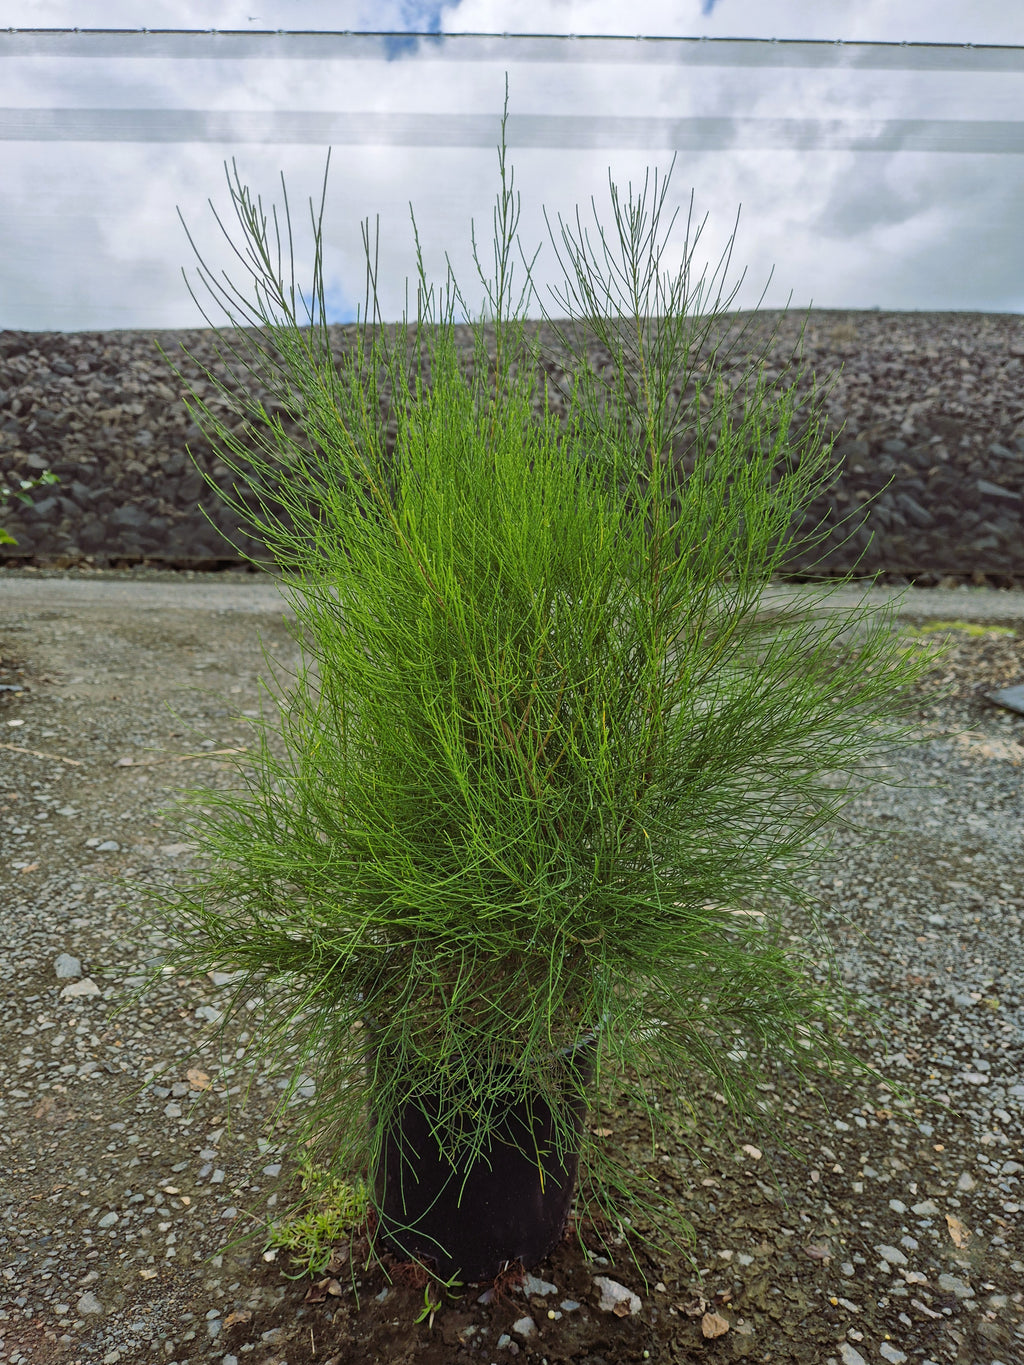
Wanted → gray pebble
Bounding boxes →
[522,1273,558,1296]
[938,1272,975,1299]
[54,952,81,979]
[879,1346,908,1364]
[60,978,101,999]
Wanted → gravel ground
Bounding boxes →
[1,309,1024,579]
[0,574,1022,1364]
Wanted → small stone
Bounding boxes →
[54,953,81,979]
[594,1275,641,1315]
[511,1315,537,1338]
[911,1199,940,1216]
[559,1299,580,1312]
[496,1335,511,1349]
[209,970,244,987]
[97,1212,118,1228]
[875,1244,908,1267]
[522,1274,558,1296]
[840,1344,867,1365]
[95,840,120,852]
[888,1198,908,1214]
[937,1272,974,1299]
[880,1346,908,1364]
[77,1291,103,1315]
[956,1173,976,1192]
[61,978,101,999]
[164,1102,182,1118]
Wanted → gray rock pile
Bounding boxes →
[1,309,1022,581]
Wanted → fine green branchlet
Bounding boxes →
[125,84,964,1279]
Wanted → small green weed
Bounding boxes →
[413,1282,444,1326]
[0,469,59,544]
[263,1155,370,1279]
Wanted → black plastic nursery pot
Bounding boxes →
[369,1031,599,1284]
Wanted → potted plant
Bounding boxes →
[136,92,959,1286]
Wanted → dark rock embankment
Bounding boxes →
[1,309,1022,584]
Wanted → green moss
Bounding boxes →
[903,620,1016,639]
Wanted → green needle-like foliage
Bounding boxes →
[132,83,963,1276]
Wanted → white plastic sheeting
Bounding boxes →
[1,31,1023,328]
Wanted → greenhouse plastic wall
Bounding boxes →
[1,31,1023,329]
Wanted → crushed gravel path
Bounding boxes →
[0,574,1022,1364]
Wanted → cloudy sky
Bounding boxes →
[1,0,1023,331]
